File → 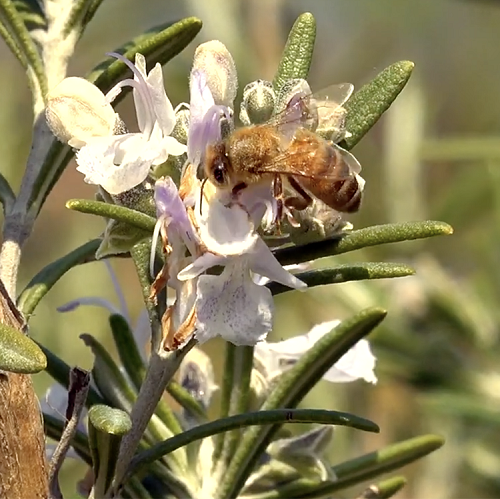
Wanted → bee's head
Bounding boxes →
[204,142,233,189]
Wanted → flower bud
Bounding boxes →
[240,80,275,125]
[191,40,238,107]
[45,77,120,148]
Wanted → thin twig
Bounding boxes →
[48,367,90,499]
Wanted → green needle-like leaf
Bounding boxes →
[217,308,386,499]
[423,391,500,427]
[43,413,92,465]
[269,262,414,295]
[256,474,408,499]
[0,0,47,96]
[85,327,186,471]
[82,0,104,25]
[66,199,156,232]
[81,333,137,411]
[108,314,146,392]
[96,219,151,259]
[341,61,414,151]
[38,342,104,407]
[0,323,46,373]
[88,405,132,498]
[0,17,26,68]
[12,0,45,31]
[64,0,103,36]
[166,381,207,423]
[214,345,254,466]
[27,140,74,218]
[305,435,444,497]
[18,238,101,317]
[275,221,453,266]
[362,476,408,499]
[273,12,316,92]
[128,409,378,479]
[88,17,202,100]
[89,404,132,435]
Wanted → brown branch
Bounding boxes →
[0,279,48,499]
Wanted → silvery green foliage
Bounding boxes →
[0,4,450,499]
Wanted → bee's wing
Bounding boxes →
[312,82,354,108]
[267,83,354,141]
[257,141,357,180]
[336,143,361,175]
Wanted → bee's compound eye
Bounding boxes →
[212,162,227,185]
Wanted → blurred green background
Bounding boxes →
[3,0,500,497]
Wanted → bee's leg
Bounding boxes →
[272,175,284,235]
[285,176,313,211]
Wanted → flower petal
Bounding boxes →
[195,261,274,345]
[76,135,155,194]
[253,262,312,286]
[255,319,377,384]
[196,189,259,256]
[177,252,225,280]
[142,60,176,136]
[162,135,188,157]
[189,69,215,127]
[154,177,197,255]
[256,321,340,365]
[324,339,377,384]
[249,239,306,290]
[187,69,232,166]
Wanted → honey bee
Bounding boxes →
[203,83,363,225]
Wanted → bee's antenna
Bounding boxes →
[199,177,208,215]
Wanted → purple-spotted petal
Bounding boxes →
[194,261,274,346]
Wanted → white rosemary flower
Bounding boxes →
[48,52,186,194]
[255,320,377,384]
